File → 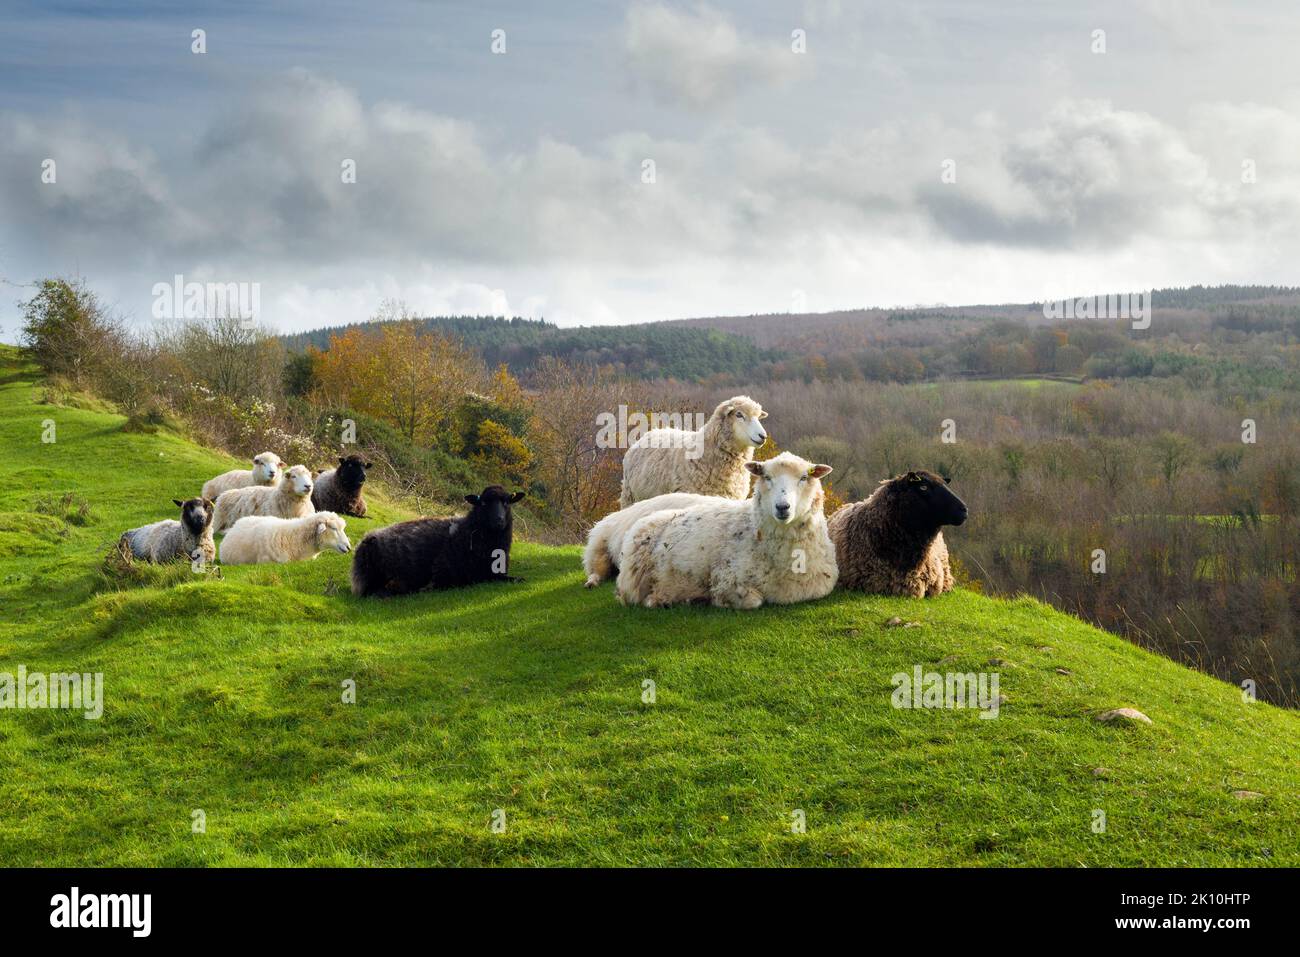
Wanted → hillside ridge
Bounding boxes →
[1,345,1297,866]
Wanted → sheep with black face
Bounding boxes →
[827,469,968,598]
[312,454,371,517]
[119,497,216,564]
[350,485,525,597]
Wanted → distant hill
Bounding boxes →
[281,316,781,381]
[279,285,1300,386]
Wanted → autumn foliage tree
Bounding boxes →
[311,308,488,445]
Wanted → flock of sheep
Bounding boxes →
[117,395,969,608]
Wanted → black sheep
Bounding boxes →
[350,485,525,597]
[312,454,372,517]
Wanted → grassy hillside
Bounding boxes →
[0,344,1297,866]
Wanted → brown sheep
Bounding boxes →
[827,470,968,597]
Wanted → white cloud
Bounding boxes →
[623,3,801,108]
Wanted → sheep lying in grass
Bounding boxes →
[201,452,283,501]
[119,497,215,564]
[827,469,968,598]
[219,511,350,565]
[618,396,768,507]
[213,464,315,533]
[311,454,370,517]
[583,492,724,588]
[617,452,836,609]
[351,486,525,597]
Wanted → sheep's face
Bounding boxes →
[745,453,832,526]
[335,454,371,489]
[717,396,768,448]
[286,465,314,497]
[897,471,969,528]
[173,497,214,535]
[314,514,351,554]
[252,452,283,485]
[465,485,526,532]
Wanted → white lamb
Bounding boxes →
[583,492,725,588]
[616,452,837,609]
[219,511,351,565]
[618,396,767,507]
[201,452,284,501]
[212,464,315,533]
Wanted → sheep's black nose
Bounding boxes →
[775,503,790,518]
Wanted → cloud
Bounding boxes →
[622,3,800,108]
[3,70,1300,334]
[917,99,1299,249]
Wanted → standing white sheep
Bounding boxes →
[219,512,351,565]
[618,396,767,506]
[583,492,725,587]
[212,464,315,533]
[201,452,283,501]
[616,452,837,609]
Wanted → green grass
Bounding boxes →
[0,344,1297,866]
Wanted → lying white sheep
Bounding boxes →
[583,492,725,588]
[618,396,767,507]
[212,464,315,533]
[201,452,283,501]
[617,452,837,609]
[219,511,351,565]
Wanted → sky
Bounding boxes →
[2,0,1300,339]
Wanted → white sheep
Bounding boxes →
[616,452,837,609]
[212,464,315,533]
[201,452,283,501]
[219,511,351,565]
[583,492,725,588]
[618,396,767,507]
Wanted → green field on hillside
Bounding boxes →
[0,345,1297,866]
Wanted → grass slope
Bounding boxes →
[0,345,1297,866]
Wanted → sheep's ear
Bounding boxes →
[364,461,373,469]
[509,491,526,503]
[758,410,768,419]
[338,456,345,464]
[809,464,832,479]
[464,494,480,506]
[745,462,765,477]
[203,498,215,510]
[907,471,922,483]
[172,498,184,508]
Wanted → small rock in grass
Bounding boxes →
[1096,708,1152,725]
[885,616,904,628]
[902,620,922,629]
[1055,667,1072,675]
[1037,646,1054,653]
[1092,767,1108,777]
[987,658,1014,667]
[937,654,958,665]
[1231,790,1264,800]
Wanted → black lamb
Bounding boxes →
[350,485,525,597]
